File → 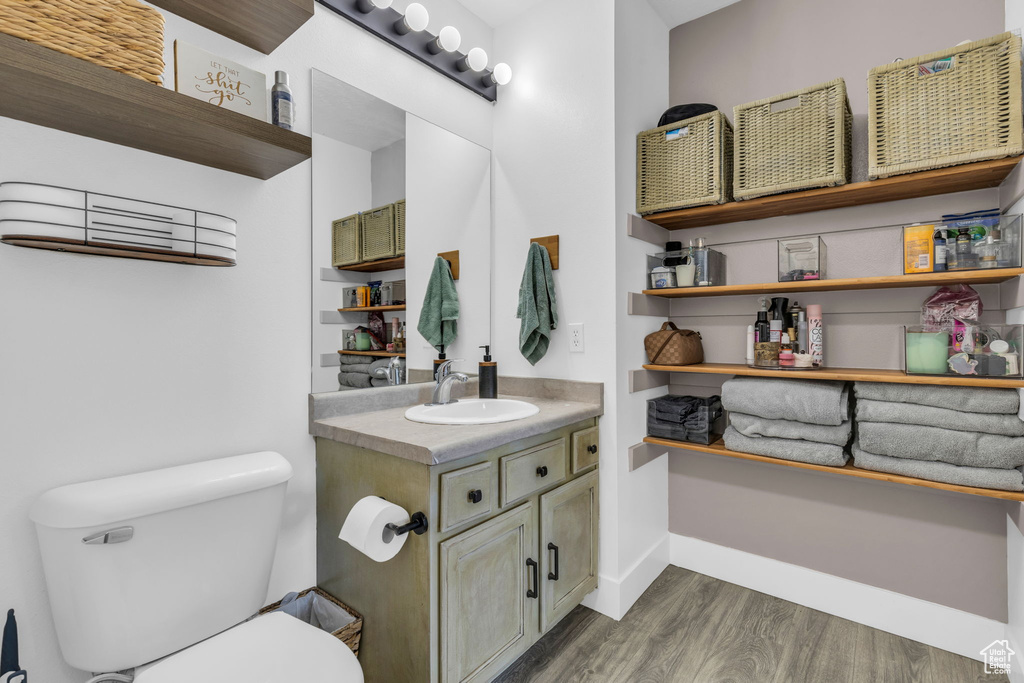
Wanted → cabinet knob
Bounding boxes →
[536,466,548,477]
[587,444,598,454]
[467,489,483,504]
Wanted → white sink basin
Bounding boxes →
[405,399,540,425]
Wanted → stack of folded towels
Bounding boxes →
[721,377,852,466]
[338,355,394,390]
[852,383,1024,491]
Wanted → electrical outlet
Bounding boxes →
[569,323,585,353]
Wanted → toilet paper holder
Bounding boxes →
[386,511,429,537]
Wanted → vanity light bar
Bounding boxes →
[316,0,510,102]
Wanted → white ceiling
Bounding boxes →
[647,0,741,29]
[311,71,406,152]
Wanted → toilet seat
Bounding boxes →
[134,611,363,683]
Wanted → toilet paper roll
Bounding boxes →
[338,496,410,562]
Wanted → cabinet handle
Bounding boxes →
[467,489,483,504]
[536,466,548,477]
[526,558,538,598]
[547,542,560,581]
[587,444,598,454]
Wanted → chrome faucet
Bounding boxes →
[386,356,404,386]
[430,359,468,406]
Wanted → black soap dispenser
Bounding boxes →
[479,345,497,399]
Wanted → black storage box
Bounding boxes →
[647,395,726,445]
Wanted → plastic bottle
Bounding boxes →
[807,304,823,366]
[479,345,497,399]
[779,333,795,367]
[272,71,294,130]
[933,228,947,271]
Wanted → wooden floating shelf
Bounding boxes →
[645,437,1024,503]
[338,305,406,313]
[336,256,405,273]
[643,268,1024,298]
[642,362,1024,388]
[148,0,314,54]
[1,237,234,267]
[643,157,1022,231]
[0,33,311,180]
[338,350,406,358]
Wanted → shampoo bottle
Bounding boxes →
[479,345,497,399]
[272,71,294,130]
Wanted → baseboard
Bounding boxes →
[670,533,1003,662]
[584,534,670,620]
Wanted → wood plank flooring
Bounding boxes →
[494,567,1003,683]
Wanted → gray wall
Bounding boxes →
[667,0,1009,621]
[371,138,407,208]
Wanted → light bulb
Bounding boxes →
[457,47,488,72]
[356,0,391,12]
[394,2,429,34]
[439,25,461,52]
[484,62,512,86]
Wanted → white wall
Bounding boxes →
[2,4,493,680]
[371,139,407,208]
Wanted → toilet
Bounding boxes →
[30,452,363,682]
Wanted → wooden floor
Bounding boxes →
[495,567,1003,683]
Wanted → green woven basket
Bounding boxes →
[361,204,396,261]
[332,214,361,267]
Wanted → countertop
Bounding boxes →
[309,377,603,465]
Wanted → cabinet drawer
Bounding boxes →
[571,426,600,473]
[440,462,494,533]
[500,439,566,507]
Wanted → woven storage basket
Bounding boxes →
[733,79,852,200]
[361,204,397,261]
[868,32,1023,179]
[259,587,363,658]
[332,214,362,267]
[636,111,733,215]
[0,0,164,85]
[394,199,406,256]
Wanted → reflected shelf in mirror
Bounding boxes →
[338,350,406,358]
[336,256,405,272]
[338,305,406,313]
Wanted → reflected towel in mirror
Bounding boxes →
[417,256,460,350]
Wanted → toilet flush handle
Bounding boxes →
[82,526,134,545]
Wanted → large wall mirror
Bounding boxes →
[311,69,492,393]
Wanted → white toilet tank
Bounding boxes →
[30,452,293,673]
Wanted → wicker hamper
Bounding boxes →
[361,203,397,261]
[868,32,1023,179]
[259,587,363,658]
[733,79,852,200]
[332,214,362,267]
[636,110,733,215]
[394,199,406,256]
[0,0,164,85]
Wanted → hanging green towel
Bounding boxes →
[418,256,460,350]
[517,242,558,365]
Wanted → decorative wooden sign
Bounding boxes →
[174,40,267,121]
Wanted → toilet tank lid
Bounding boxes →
[30,452,293,529]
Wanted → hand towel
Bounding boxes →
[852,443,1024,492]
[858,421,1024,469]
[723,426,848,466]
[517,242,558,365]
[729,412,852,447]
[417,256,459,351]
[721,378,849,426]
[853,382,1019,414]
[856,399,1024,437]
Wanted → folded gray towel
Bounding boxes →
[853,382,1019,414]
[721,378,849,426]
[723,426,848,467]
[852,443,1024,492]
[370,378,389,388]
[858,421,1024,469]
[338,372,373,389]
[369,358,393,374]
[340,354,372,365]
[342,363,373,375]
[729,412,852,447]
[856,399,1024,437]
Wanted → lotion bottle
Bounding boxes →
[272,71,294,130]
[479,345,497,398]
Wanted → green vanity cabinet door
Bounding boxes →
[440,502,539,683]
[540,469,599,632]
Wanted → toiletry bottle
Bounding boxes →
[779,333,795,367]
[933,228,947,271]
[807,304,823,366]
[746,325,755,365]
[272,71,294,130]
[957,228,975,269]
[479,345,498,399]
[693,237,709,286]
[946,229,959,270]
[754,297,770,343]
[790,302,805,351]
[433,352,447,381]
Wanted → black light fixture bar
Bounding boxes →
[317,0,498,102]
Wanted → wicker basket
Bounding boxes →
[0,0,164,85]
[259,587,362,658]
[868,32,1023,179]
[733,79,852,200]
[394,199,406,256]
[332,214,362,267]
[361,204,397,261]
[636,111,733,215]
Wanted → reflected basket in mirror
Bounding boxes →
[394,199,406,256]
[332,214,362,267]
[362,204,396,261]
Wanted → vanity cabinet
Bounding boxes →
[316,418,600,683]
